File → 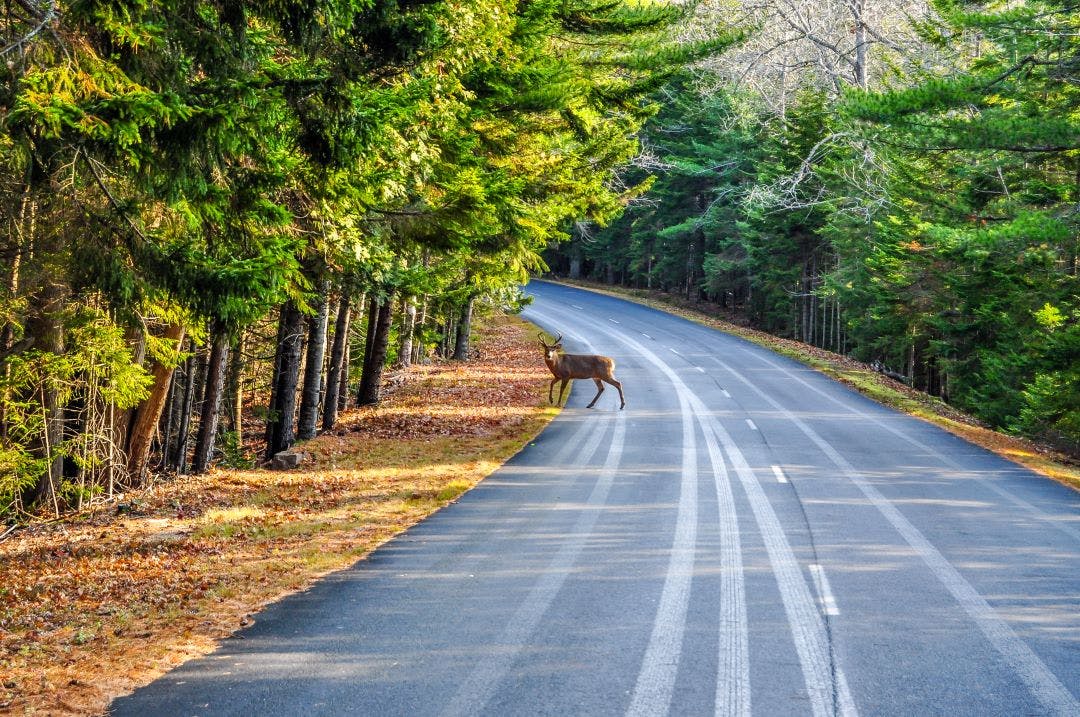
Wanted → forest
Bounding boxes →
[1,0,1077,521]
[548,0,1080,457]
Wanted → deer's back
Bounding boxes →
[558,353,615,378]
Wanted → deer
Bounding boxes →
[539,332,625,410]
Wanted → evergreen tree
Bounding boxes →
[842,0,1080,437]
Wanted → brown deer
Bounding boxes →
[539,333,625,409]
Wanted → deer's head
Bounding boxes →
[538,332,563,363]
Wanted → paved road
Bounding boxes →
[112,281,1080,716]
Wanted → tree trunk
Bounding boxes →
[397,296,416,369]
[801,274,810,343]
[177,349,206,474]
[357,291,394,406]
[24,278,65,513]
[453,295,474,361]
[338,340,351,412]
[323,291,352,432]
[907,326,916,384]
[298,278,330,440]
[265,301,305,459]
[160,369,177,470]
[412,300,427,364]
[569,243,582,279]
[363,294,378,369]
[126,324,185,482]
[226,331,245,436]
[264,305,287,450]
[441,311,455,359]
[850,0,869,89]
[172,350,197,471]
[191,322,230,474]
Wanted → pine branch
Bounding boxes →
[81,151,151,246]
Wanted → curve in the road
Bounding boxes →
[109,280,1079,717]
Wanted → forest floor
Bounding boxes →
[0,312,559,716]
[557,278,1080,492]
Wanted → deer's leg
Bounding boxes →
[549,377,559,403]
[603,377,625,409]
[586,377,604,408]
[557,378,570,405]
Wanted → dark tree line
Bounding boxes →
[0,0,738,518]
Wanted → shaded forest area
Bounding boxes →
[548,0,1080,455]
[0,1,738,520]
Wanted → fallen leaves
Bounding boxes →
[0,312,557,715]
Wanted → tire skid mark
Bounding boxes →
[626,387,698,717]
[713,355,1080,716]
[548,307,852,717]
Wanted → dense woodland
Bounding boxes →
[0,0,737,518]
[0,1,1077,521]
[548,0,1080,457]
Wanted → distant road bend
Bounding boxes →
[113,280,1079,716]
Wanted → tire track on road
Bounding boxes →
[547,308,854,717]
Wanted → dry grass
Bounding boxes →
[556,279,1080,492]
[0,312,558,715]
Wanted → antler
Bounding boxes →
[538,332,563,348]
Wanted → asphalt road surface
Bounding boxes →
[111,280,1080,716]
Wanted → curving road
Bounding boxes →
[112,280,1079,716]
